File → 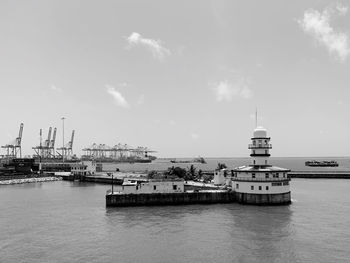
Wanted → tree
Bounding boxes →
[166,166,187,179]
[202,173,214,183]
[198,169,203,179]
[147,170,159,179]
[216,162,227,170]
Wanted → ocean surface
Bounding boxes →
[103,156,350,172]
[1,175,350,262]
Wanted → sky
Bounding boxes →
[0,0,350,158]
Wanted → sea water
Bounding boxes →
[1,178,350,262]
[103,157,350,172]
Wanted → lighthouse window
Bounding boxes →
[265,174,269,178]
[236,184,239,189]
[251,186,254,190]
[259,186,262,190]
[252,173,255,178]
[266,186,269,190]
[173,185,177,190]
[153,185,157,190]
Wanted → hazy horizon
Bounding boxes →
[1,1,349,158]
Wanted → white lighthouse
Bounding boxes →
[231,126,291,205]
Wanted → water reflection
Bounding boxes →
[229,205,296,262]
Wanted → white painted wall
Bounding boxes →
[233,180,290,194]
[213,169,227,185]
[122,180,184,194]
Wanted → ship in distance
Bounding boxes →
[170,156,206,164]
[305,160,339,167]
[81,143,157,163]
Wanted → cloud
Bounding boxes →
[106,85,129,108]
[126,32,171,60]
[50,84,62,93]
[336,3,348,15]
[298,4,350,61]
[211,79,253,102]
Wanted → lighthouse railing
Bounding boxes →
[248,144,272,149]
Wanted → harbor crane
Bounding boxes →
[1,123,24,158]
[32,127,57,159]
[49,128,57,157]
[57,130,75,159]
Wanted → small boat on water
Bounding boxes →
[305,160,339,167]
[170,157,206,164]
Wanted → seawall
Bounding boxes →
[289,171,350,179]
[235,192,291,205]
[106,191,236,207]
[60,174,124,184]
[106,191,292,207]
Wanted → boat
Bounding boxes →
[305,160,339,167]
[81,155,156,163]
[170,157,206,164]
[82,143,157,163]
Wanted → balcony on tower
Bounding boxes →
[248,144,272,149]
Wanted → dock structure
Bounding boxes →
[289,171,350,178]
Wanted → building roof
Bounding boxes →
[232,165,290,172]
[253,126,267,138]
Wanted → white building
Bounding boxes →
[120,178,184,194]
[231,126,291,205]
[213,168,231,186]
[71,161,102,176]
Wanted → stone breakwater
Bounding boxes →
[0,177,62,185]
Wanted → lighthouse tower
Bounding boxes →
[232,126,291,205]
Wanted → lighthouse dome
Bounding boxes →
[253,126,267,138]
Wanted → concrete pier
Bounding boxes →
[106,190,236,207]
[106,190,293,207]
[235,192,291,205]
[289,171,350,179]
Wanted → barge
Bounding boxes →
[305,160,339,167]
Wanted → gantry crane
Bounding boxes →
[57,130,75,159]
[1,123,24,158]
[32,127,57,159]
